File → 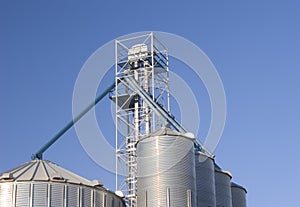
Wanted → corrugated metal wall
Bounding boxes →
[231,182,247,207]
[215,168,232,207]
[0,182,124,207]
[195,152,216,207]
[137,133,196,207]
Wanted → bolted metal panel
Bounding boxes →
[215,166,232,207]
[0,183,13,206]
[0,181,127,207]
[82,187,92,207]
[231,182,247,207]
[195,151,216,207]
[137,129,196,207]
[15,183,30,207]
[94,190,105,207]
[32,183,48,206]
[50,183,64,206]
[107,194,115,207]
[106,194,112,207]
[67,185,79,207]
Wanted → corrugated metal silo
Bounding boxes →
[231,182,247,207]
[195,151,216,207]
[137,127,196,207]
[0,159,125,207]
[214,164,232,207]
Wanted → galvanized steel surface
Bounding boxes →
[195,151,216,207]
[231,182,247,207]
[0,182,124,207]
[215,166,232,207]
[137,128,196,207]
[0,160,125,207]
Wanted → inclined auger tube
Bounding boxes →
[32,70,212,161]
[31,81,118,160]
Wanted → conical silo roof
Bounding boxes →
[214,162,232,178]
[231,182,247,193]
[143,127,195,139]
[0,159,94,186]
[147,127,182,137]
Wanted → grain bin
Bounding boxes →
[231,182,247,207]
[195,151,216,207]
[214,164,232,207]
[137,127,196,207]
[0,159,125,207]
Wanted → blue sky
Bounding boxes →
[1,1,300,206]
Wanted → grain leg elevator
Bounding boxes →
[113,33,172,207]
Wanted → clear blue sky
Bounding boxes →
[1,1,300,206]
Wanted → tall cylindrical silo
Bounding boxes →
[231,182,247,207]
[137,127,196,207]
[0,159,125,207]
[195,151,216,207]
[214,164,232,207]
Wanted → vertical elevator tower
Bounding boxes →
[113,33,170,207]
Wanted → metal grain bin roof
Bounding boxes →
[214,163,232,178]
[0,160,94,186]
[231,182,247,193]
[143,126,195,139]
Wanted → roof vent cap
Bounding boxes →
[0,173,13,180]
[115,190,125,198]
[50,174,65,181]
[92,180,104,187]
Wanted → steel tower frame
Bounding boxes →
[112,32,169,207]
